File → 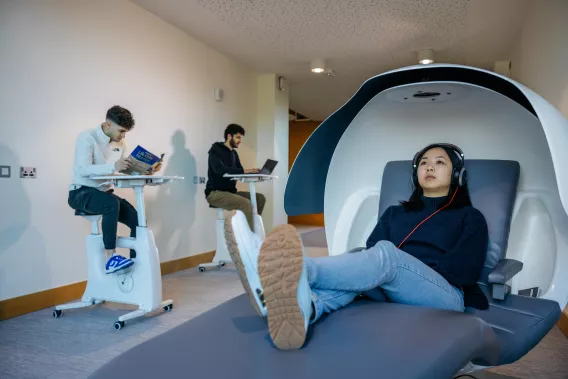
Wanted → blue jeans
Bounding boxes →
[306,240,465,323]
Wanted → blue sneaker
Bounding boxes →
[105,255,134,274]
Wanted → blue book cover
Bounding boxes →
[131,145,160,165]
[124,145,162,175]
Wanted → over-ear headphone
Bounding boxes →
[411,143,467,188]
[399,143,466,250]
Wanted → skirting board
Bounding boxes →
[0,250,215,321]
[559,307,568,338]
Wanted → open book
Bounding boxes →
[122,145,164,175]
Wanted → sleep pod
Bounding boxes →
[89,64,566,379]
[285,63,567,375]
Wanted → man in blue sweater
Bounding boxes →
[223,143,489,350]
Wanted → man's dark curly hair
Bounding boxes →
[106,105,135,130]
[224,123,245,140]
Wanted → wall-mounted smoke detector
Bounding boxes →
[278,76,286,91]
[417,49,435,65]
[213,88,224,102]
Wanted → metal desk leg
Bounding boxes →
[248,181,258,230]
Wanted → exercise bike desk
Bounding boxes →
[53,175,183,330]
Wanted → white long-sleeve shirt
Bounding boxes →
[69,125,127,192]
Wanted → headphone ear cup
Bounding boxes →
[459,168,467,187]
[453,167,466,187]
[452,168,459,187]
[411,171,417,188]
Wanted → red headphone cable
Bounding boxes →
[397,187,459,249]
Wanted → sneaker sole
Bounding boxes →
[258,224,306,350]
[223,211,264,317]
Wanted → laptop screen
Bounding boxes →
[259,159,278,175]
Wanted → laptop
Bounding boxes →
[259,159,278,175]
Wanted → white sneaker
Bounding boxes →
[224,210,267,317]
[258,224,313,350]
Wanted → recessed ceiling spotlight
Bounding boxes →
[311,58,326,73]
[417,49,435,65]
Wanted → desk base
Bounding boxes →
[53,227,172,329]
[198,261,227,272]
[199,212,231,272]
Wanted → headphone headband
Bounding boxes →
[412,143,464,169]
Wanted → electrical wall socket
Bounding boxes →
[0,165,10,178]
[20,167,37,178]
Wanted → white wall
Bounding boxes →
[511,0,568,117]
[0,0,258,301]
[255,75,289,232]
[510,0,568,311]
[272,76,290,229]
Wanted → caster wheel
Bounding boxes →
[163,304,173,312]
[53,310,62,318]
[114,321,125,330]
[220,262,226,267]
[199,267,205,272]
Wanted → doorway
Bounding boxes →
[288,120,324,226]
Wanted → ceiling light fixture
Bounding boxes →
[417,49,435,65]
[310,58,326,73]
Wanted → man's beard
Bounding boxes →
[230,139,238,148]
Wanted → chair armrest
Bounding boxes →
[347,247,366,254]
[488,259,523,284]
[488,259,523,301]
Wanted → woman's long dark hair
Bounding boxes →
[400,146,473,212]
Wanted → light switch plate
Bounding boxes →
[0,165,10,178]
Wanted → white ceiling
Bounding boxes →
[131,0,530,120]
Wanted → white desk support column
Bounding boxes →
[199,174,277,272]
[54,175,183,330]
[133,185,147,227]
[198,208,229,272]
[248,181,258,223]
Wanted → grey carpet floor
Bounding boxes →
[0,266,244,379]
[300,227,328,247]
[0,244,566,378]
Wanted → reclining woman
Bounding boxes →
[224,143,489,350]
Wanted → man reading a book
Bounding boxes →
[205,124,266,230]
[68,105,162,274]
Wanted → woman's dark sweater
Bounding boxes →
[366,196,489,309]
